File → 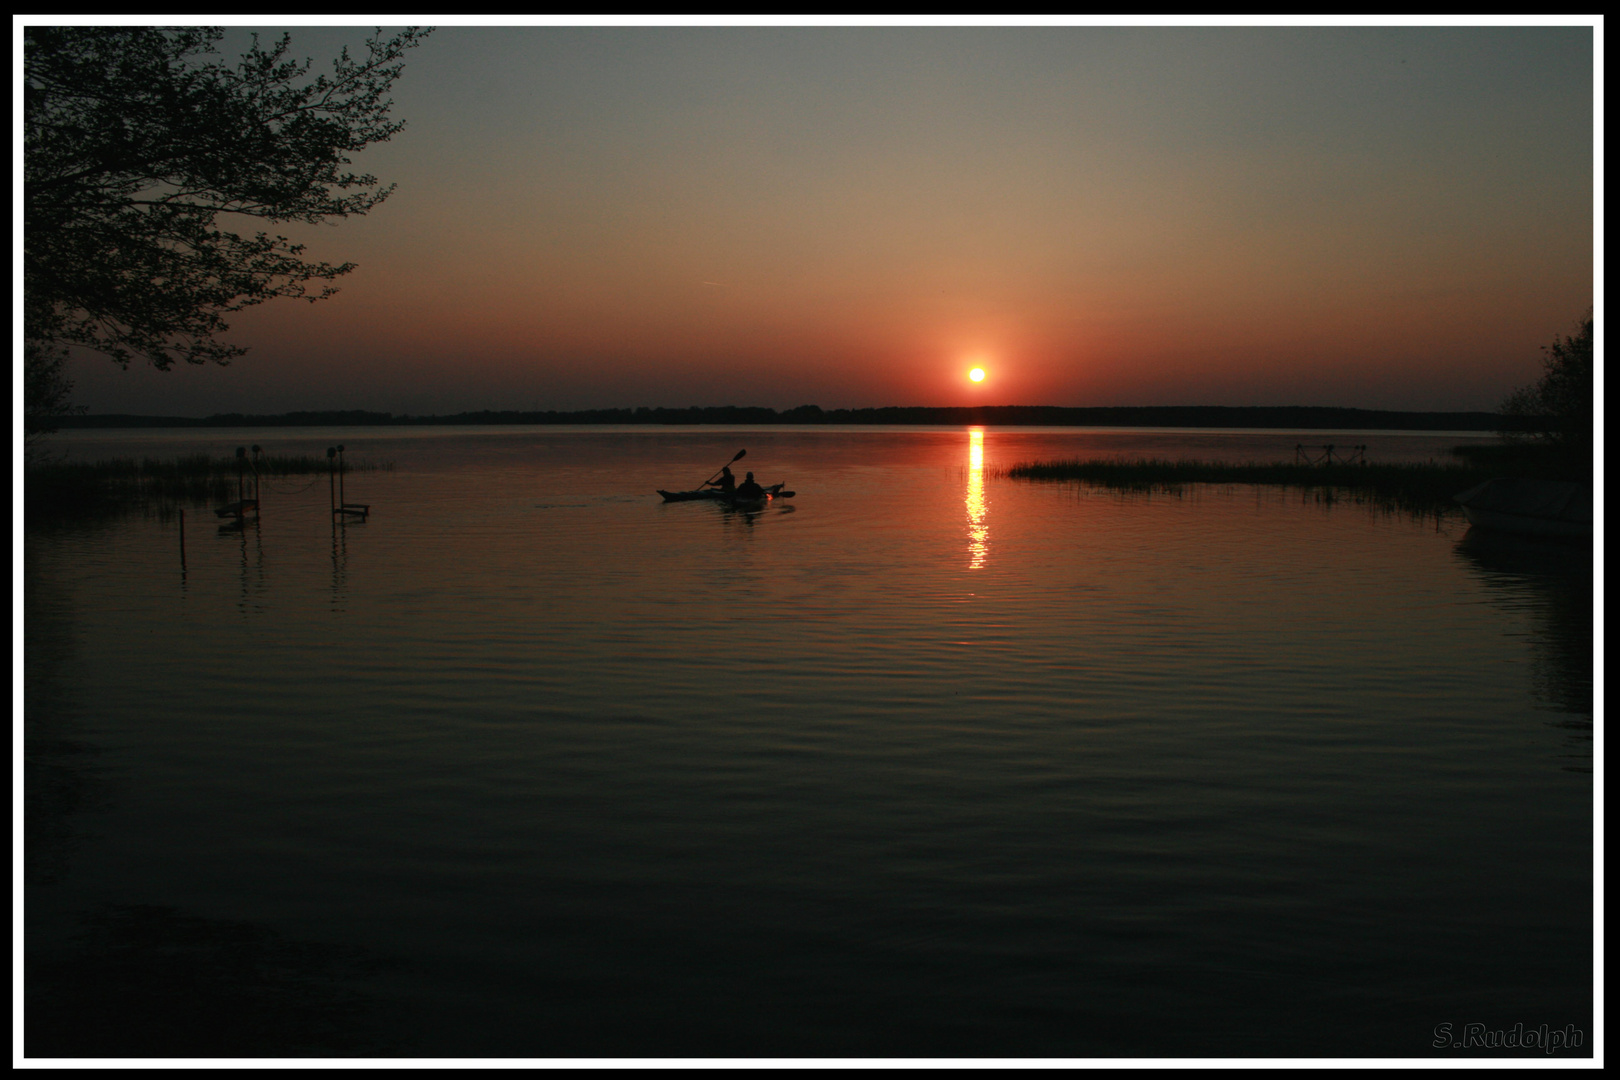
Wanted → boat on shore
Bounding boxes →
[1453,478,1591,539]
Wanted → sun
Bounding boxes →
[968,367,987,383]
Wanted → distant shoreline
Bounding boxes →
[52,405,1529,432]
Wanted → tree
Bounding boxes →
[23,342,84,456]
[1499,310,1594,467]
[23,25,432,427]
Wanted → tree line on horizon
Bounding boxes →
[51,403,1548,431]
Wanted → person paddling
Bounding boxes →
[706,466,736,493]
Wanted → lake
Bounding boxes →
[23,426,1594,1060]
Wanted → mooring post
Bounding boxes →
[179,508,186,568]
[251,444,262,506]
[327,446,337,515]
[234,446,248,526]
[338,444,347,508]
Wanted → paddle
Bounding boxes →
[703,449,746,487]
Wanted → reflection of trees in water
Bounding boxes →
[27,904,409,1057]
[1452,529,1592,770]
[26,533,408,1058]
[24,536,99,888]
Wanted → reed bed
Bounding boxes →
[26,454,389,516]
[1003,458,1496,517]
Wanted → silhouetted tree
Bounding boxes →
[24,343,84,456]
[1499,310,1594,469]
[23,25,431,429]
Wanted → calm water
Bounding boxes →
[24,427,1593,1059]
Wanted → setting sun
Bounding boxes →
[968,367,986,383]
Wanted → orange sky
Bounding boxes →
[59,22,1595,416]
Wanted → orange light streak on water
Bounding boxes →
[967,427,988,570]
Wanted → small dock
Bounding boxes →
[329,445,370,521]
[215,446,261,529]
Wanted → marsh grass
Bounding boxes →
[26,454,390,517]
[1003,458,1497,518]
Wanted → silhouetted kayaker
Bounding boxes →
[707,466,736,493]
[734,472,765,499]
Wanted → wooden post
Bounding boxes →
[327,446,337,515]
[338,444,346,508]
[179,508,186,568]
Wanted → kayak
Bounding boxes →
[658,483,790,503]
[722,488,795,510]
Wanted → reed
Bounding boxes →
[25,453,388,516]
[1004,458,1496,516]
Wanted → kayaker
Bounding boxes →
[707,466,736,493]
[734,472,765,500]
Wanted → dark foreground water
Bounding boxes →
[24,427,1594,1060]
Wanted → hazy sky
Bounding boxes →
[45,20,1596,415]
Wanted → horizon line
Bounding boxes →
[69,403,1518,418]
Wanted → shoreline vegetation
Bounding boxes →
[26,453,387,516]
[48,404,1538,432]
[27,430,1582,522]
[1004,458,1492,517]
[1007,442,1588,517]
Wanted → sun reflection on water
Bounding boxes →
[967,428,988,569]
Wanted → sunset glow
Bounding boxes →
[55,24,1593,418]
